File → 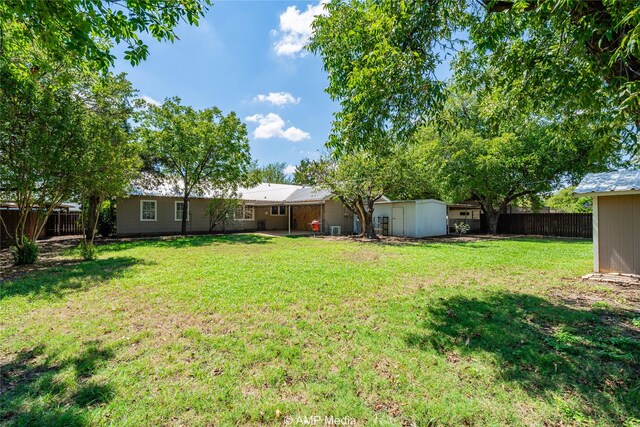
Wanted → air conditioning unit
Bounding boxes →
[330,225,342,236]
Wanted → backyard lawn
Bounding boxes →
[1,235,639,426]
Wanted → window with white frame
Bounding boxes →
[271,205,286,216]
[234,204,254,221]
[175,201,190,221]
[140,200,157,221]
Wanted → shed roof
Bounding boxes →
[574,170,640,195]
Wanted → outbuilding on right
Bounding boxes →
[574,170,640,276]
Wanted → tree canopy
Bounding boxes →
[415,83,619,233]
[545,188,593,213]
[0,0,210,70]
[247,162,292,184]
[310,0,640,155]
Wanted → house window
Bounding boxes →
[140,200,157,221]
[234,205,254,221]
[175,201,190,222]
[271,205,287,216]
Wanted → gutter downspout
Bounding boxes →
[288,205,291,235]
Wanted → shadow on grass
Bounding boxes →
[406,292,640,423]
[0,256,141,300]
[0,341,116,426]
[99,233,274,252]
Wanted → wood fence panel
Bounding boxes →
[1,210,82,246]
[495,213,592,238]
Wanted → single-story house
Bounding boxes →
[370,199,447,238]
[116,180,355,236]
[574,170,640,275]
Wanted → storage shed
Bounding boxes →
[372,199,447,238]
[574,170,640,275]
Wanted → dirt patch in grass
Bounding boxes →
[0,236,83,282]
[548,280,640,313]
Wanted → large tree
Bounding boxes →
[76,73,140,255]
[0,0,210,70]
[415,87,620,234]
[310,0,639,155]
[137,97,252,235]
[0,60,86,260]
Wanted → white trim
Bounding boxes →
[140,199,157,222]
[270,205,287,216]
[593,196,599,272]
[174,201,190,222]
[234,204,254,221]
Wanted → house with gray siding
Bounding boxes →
[116,179,354,236]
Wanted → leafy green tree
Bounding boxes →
[0,0,210,70]
[315,149,409,239]
[76,73,140,254]
[205,195,240,232]
[310,0,639,154]
[546,187,593,213]
[292,158,318,185]
[136,97,252,235]
[0,60,86,262]
[309,0,465,154]
[415,86,616,234]
[247,162,292,184]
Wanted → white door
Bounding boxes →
[392,207,404,236]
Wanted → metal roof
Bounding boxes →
[236,183,301,203]
[285,187,332,203]
[574,170,640,194]
[129,176,333,203]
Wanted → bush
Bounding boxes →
[79,242,98,261]
[454,222,471,235]
[11,238,40,265]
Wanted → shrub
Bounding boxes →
[11,238,40,265]
[454,222,471,235]
[79,242,98,261]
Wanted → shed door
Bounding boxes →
[392,207,404,237]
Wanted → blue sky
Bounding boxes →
[112,1,338,173]
[112,1,453,174]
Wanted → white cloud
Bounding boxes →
[283,164,297,175]
[273,1,327,57]
[141,95,161,106]
[254,92,301,106]
[245,113,310,142]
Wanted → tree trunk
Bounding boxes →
[487,211,500,235]
[86,195,100,243]
[355,198,377,239]
[181,194,189,235]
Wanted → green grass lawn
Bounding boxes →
[1,235,639,426]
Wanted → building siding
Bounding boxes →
[116,196,256,235]
[323,199,354,234]
[117,196,353,236]
[597,194,640,275]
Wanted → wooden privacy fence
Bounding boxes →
[496,213,592,238]
[0,210,82,246]
[45,212,82,236]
